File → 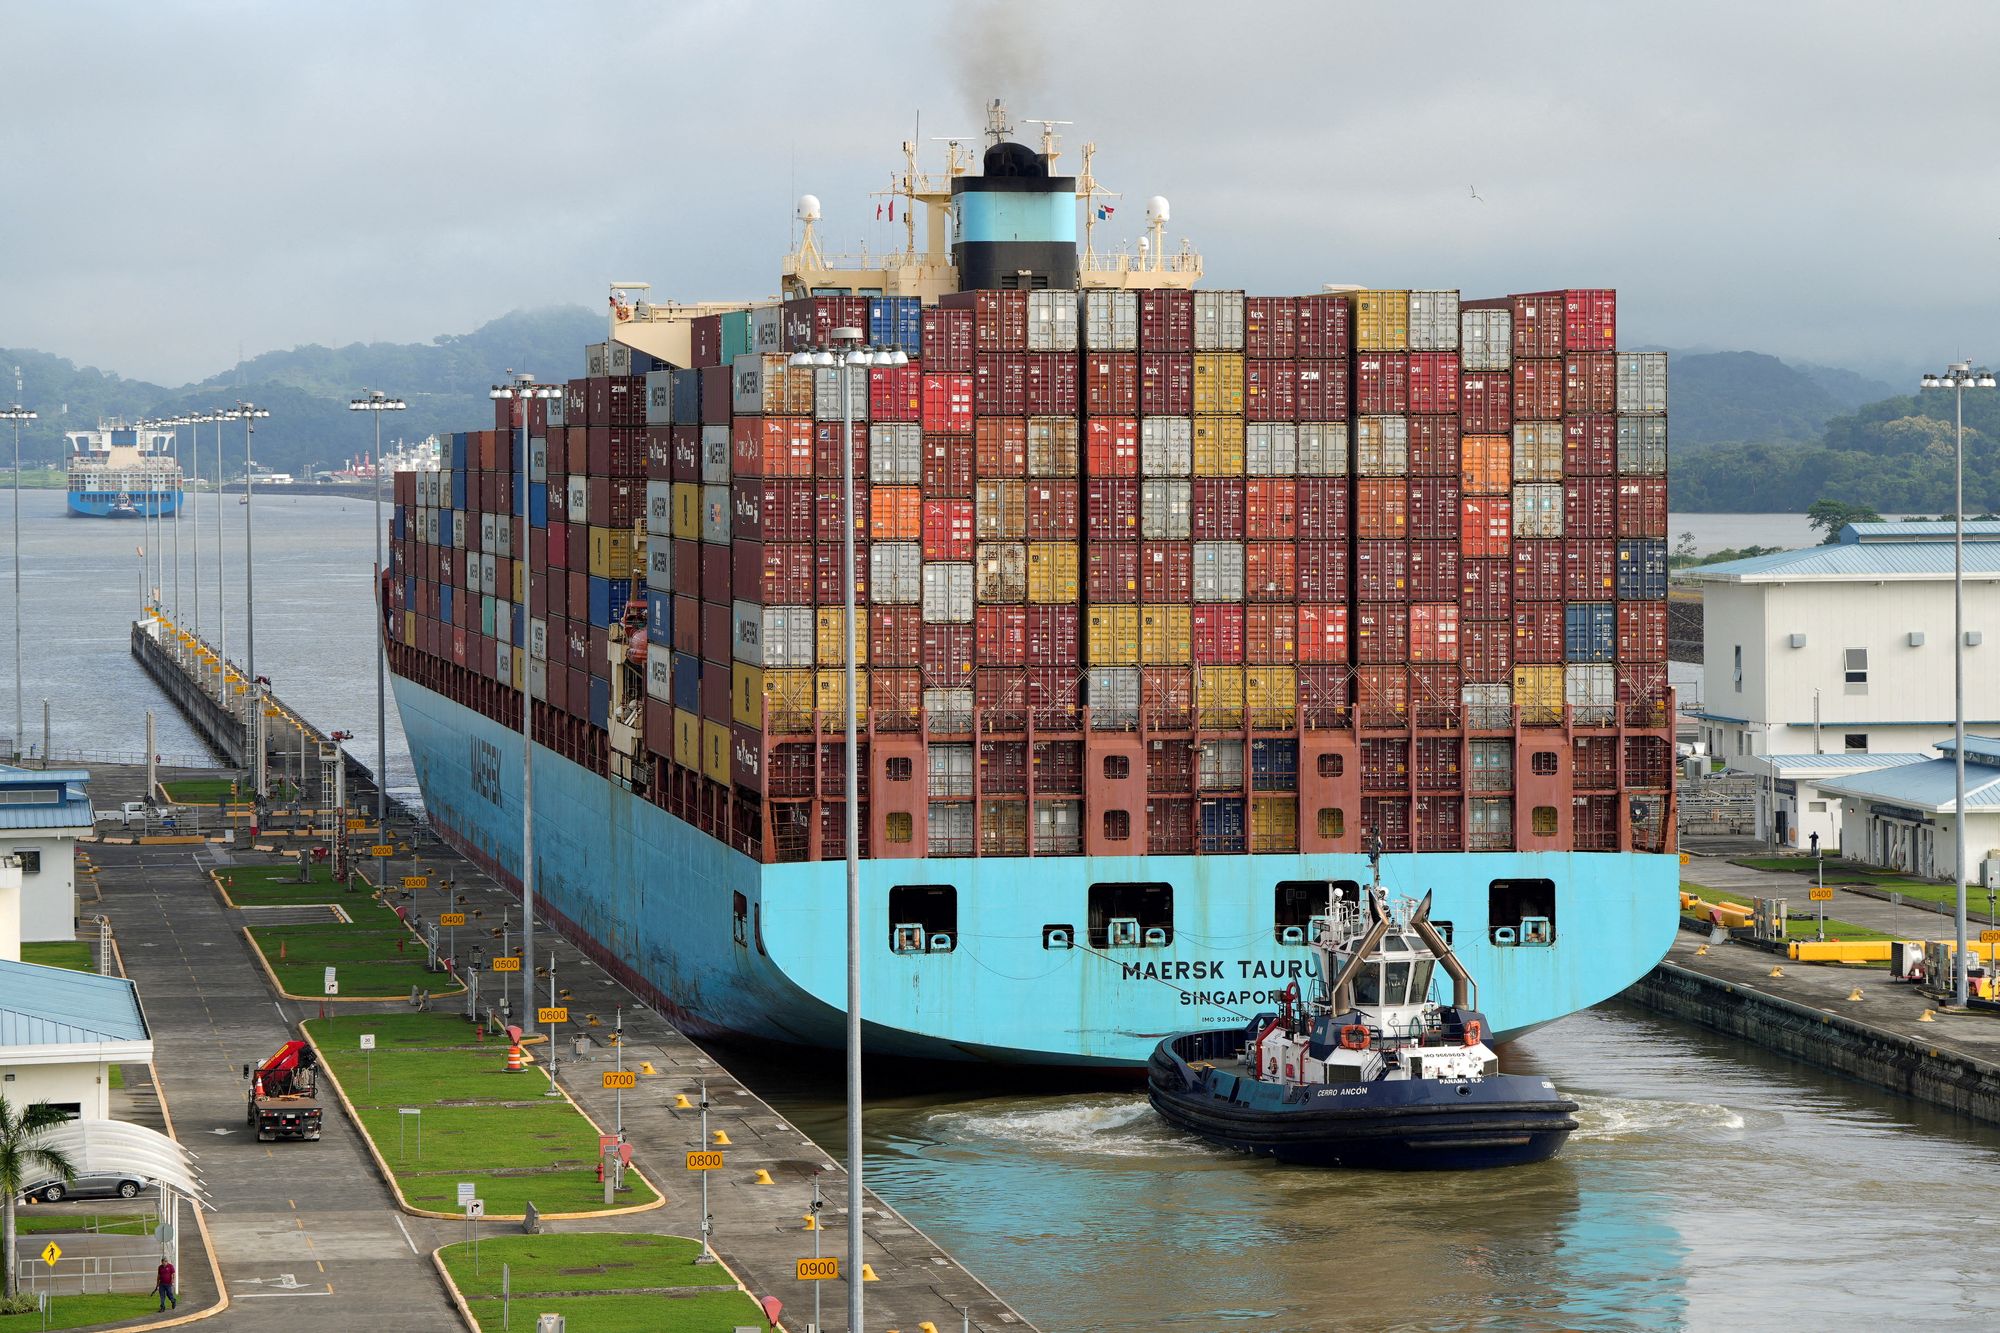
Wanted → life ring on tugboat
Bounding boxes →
[1463,1018,1483,1047]
[1338,1024,1371,1051]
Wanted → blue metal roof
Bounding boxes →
[0,959,149,1046]
[1842,520,2000,543]
[1935,737,2000,767]
[0,765,93,832]
[1817,759,2000,813]
[1684,541,2000,582]
[1768,753,1930,773]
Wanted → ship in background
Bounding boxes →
[324,435,443,484]
[66,419,183,518]
[382,102,1680,1066]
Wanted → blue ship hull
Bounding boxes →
[391,673,1681,1067]
[68,490,182,518]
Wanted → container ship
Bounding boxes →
[382,105,1679,1066]
[66,419,184,518]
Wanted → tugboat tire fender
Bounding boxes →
[1338,1024,1370,1051]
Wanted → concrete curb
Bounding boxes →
[239,924,465,1003]
[428,1246,481,1332]
[426,1236,782,1333]
[297,1017,666,1224]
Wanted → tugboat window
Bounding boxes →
[1489,878,1556,946]
[1354,965,1382,1006]
[1384,960,1412,1002]
[888,884,956,953]
[1410,958,1437,1002]
[1273,879,1360,944]
[1089,882,1173,948]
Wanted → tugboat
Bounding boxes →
[1148,841,1579,1170]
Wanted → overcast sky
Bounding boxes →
[5,1,1995,387]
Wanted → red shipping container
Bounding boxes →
[873,669,924,727]
[1085,354,1139,415]
[1245,361,1299,421]
[1026,605,1079,667]
[671,425,701,482]
[782,295,867,352]
[645,426,674,479]
[1297,478,1351,541]
[922,498,975,561]
[1245,604,1297,664]
[1295,360,1350,420]
[869,364,922,421]
[1408,479,1463,542]
[1032,480,1080,536]
[1459,373,1512,436]
[1512,360,1564,421]
[1246,542,1296,602]
[921,373,974,433]
[1617,478,1668,538]
[730,485,766,543]
[1512,604,1565,663]
[921,623,973,686]
[1564,539,1615,600]
[1563,414,1616,476]
[1410,603,1460,662]
[1086,478,1140,540]
[1564,477,1617,540]
[688,315,722,367]
[1138,354,1194,416]
[1297,541,1349,603]
[1408,541,1461,601]
[1565,289,1617,352]
[1407,352,1460,415]
[1192,604,1244,663]
[1086,418,1140,476]
[974,354,1029,415]
[975,418,1027,476]
[922,307,976,373]
[974,605,1027,665]
[968,290,1028,351]
[1297,604,1349,663]
[699,367,731,424]
[812,421,867,480]
[1513,539,1564,601]
[1410,667,1462,730]
[1024,353,1079,415]
[1245,477,1298,540]
[1408,415,1460,476]
[1192,478,1246,541]
[1139,289,1194,351]
[1617,601,1667,661]
[1509,292,1564,359]
[749,480,810,545]
[1088,542,1140,602]
[1357,540,1409,600]
[563,425,586,474]
[1564,353,1617,415]
[868,487,920,541]
[1356,605,1409,664]
[1140,541,1193,601]
[870,605,923,667]
[1357,478,1407,539]
[700,548,730,605]
[812,541,866,604]
[1462,496,1512,559]
[1461,620,1512,684]
[922,432,973,497]
[1245,296,1299,358]
[1356,354,1410,415]
[1142,668,1195,728]
[672,539,701,598]
[1460,557,1514,618]
[1297,294,1351,358]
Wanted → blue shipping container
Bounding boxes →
[671,369,702,423]
[438,510,454,547]
[672,652,700,713]
[440,585,454,626]
[587,576,634,628]
[646,590,673,638]
[448,433,467,470]
[868,296,924,353]
[1249,738,1298,790]
[404,576,417,612]
[629,349,664,376]
[529,486,548,528]
[450,470,467,510]
[1615,540,1668,601]
[587,675,611,729]
[1564,603,1616,662]
[1198,797,1246,852]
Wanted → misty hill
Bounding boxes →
[1665,350,1896,450]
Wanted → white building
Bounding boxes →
[1686,521,2000,849]
[0,765,93,941]
[1819,737,2000,884]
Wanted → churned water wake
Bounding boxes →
[1571,1093,1746,1139]
[925,1093,1219,1158]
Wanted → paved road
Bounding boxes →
[1680,852,1963,938]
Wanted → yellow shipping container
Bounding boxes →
[762,669,815,734]
[815,668,868,726]
[673,708,701,769]
[401,610,415,647]
[1192,416,1247,476]
[512,648,525,692]
[1251,795,1299,853]
[731,662,764,728]
[816,606,867,667]
[1192,353,1246,415]
[1197,666,1245,729]
[1513,666,1564,726]
[701,719,731,783]
[587,526,611,577]
[1140,605,1192,665]
[1247,665,1297,729]
[1088,605,1141,666]
[1026,542,1080,604]
[1354,289,1411,351]
[671,482,702,540]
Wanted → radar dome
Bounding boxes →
[797,194,822,222]
[1146,196,1170,224]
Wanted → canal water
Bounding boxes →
[14,492,2000,1329]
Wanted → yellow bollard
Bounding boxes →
[860,1263,879,1282]
[1768,966,1784,978]
[1921,1009,1937,1022]
[802,1213,818,1231]
[752,1169,773,1185]
[639,1062,657,1076]
[1694,944,1709,956]
[1847,987,1865,1002]
[713,1130,731,1146]
[921,1325,940,1333]
[673,1094,693,1110]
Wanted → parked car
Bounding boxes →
[21,1173,151,1203]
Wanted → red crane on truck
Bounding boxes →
[244,1040,324,1141]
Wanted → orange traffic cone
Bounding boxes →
[506,1043,524,1073]
[279,940,287,960]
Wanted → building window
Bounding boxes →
[1734,645,1743,692]
[1318,807,1344,838]
[1844,648,1868,687]
[1318,753,1344,778]
[1103,809,1130,841]
[1844,733,1868,753]
[10,849,40,875]
[1102,754,1130,780]
[884,812,913,843]
[1088,881,1173,948]
[889,884,956,952]
[885,757,913,782]
[1531,805,1559,836]
[1490,878,1556,946]
[1809,800,1829,812]
[1531,751,1559,776]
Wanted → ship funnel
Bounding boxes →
[952,100,1077,292]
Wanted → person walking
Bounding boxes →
[154,1259,177,1311]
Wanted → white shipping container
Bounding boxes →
[1027,417,1079,477]
[928,743,974,798]
[495,642,513,687]
[975,542,1028,603]
[1409,290,1462,351]
[452,508,467,551]
[751,303,785,354]
[585,342,609,378]
[1198,739,1245,790]
[1512,484,1564,538]
[646,647,673,701]
[871,542,922,605]
[731,353,768,417]
[495,601,513,647]
[1027,290,1080,351]
[1461,309,1513,371]
[606,342,633,377]
[700,483,732,544]
[1616,352,1669,415]
[869,423,922,485]
[1193,541,1245,602]
[1084,290,1138,351]
[646,368,675,425]
[1616,417,1668,476]
[815,366,870,422]
[1193,290,1245,351]
[544,393,565,429]
[528,436,547,484]
[530,617,547,663]
[760,606,816,669]
[1140,417,1192,476]
[1246,422,1298,476]
[1087,667,1139,729]
[928,800,974,854]
[1565,664,1616,725]
[1297,421,1350,476]
[527,657,547,704]
[645,480,674,535]
[564,476,586,521]
[975,481,1027,540]
[700,425,731,485]
[1140,479,1192,540]
[921,561,974,623]
[495,517,513,559]
[479,512,497,554]
[923,688,973,734]
[1513,424,1564,482]
[646,538,673,590]
[1356,416,1409,476]
[1035,799,1081,847]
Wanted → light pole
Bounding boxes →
[490,372,560,1034]
[351,390,407,829]
[2,402,37,760]
[221,403,271,795]
[214,407,229,692]
[789,328,906,1330]
[1921,362,1997,1007]
[185,414,210,642]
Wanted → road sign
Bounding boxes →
[466,1199,484,1219]
[492,956,522,972]
[602,1070,637,1090]
[370,844,394,857]
[685,1150,724,1171]
[538,1006,569,1024]
[795,1256,839,1281]
[440,912,467,927]
[324,966,339,995]
[457,1182,476,1207]
[1982,930,2000,944]
[1808,886,1834,902]
[39,1242,60,1268]
[402,875,430,890]
[346,818,368,832]
[359,1034,376,1051]
[1679,852,1691,865]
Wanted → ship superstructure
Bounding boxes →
[66,419,183,518]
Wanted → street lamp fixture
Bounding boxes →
[351,390,408,829]
[1920,361,1997,1008]
[219,403,272,796]
[785,329,907,1332]
[1,402,37,761]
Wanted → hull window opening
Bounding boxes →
[732,891,748,948]
[1273,879,1360,944]
[1090,881,1173,948]
[1489,878,1556,946]
[889,884,957,954]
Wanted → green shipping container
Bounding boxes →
[720,310,754,363]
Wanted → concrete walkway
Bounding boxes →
[1680,851,1968,939]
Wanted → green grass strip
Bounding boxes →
[438,1234,705,1297]
[462,1291,764,1332]
[20,941,92,972]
